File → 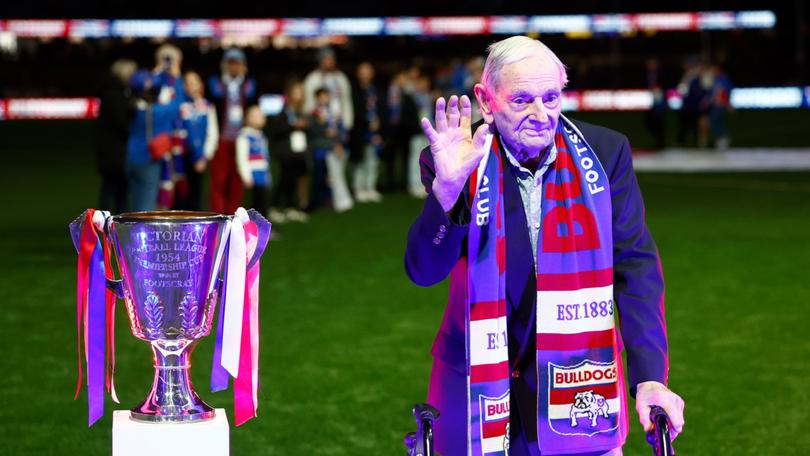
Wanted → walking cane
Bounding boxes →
[404,403,440,456]
[646,405,675,456]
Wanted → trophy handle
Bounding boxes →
[70,210,122,294]
[69,210,91,253]
[245,208,271,269]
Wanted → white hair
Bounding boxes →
[481,36,568,90]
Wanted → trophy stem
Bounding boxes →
[130,340,215,423]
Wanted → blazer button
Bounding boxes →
[433,238,441,245]
[511,369,520,379]
[437,231,445,239]
[439,224,447,233]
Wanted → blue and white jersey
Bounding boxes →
[236,127,270,188]
[208,74,257,141]
[180,98,219,163]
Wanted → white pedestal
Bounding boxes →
[113,409,229,456]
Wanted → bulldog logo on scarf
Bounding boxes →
[478,391,510,455]
[547,360,620,436]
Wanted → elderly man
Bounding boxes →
[405,36,685,455]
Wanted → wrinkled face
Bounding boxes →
[475,54,562,161]
[184,73,203,98]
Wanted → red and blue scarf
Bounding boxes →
[464,116,628,455]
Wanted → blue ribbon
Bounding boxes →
[87,240,106,426]
[210,240,230,392]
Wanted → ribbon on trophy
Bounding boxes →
[210,207,270,425]
[70,209,120,426]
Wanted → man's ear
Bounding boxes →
[473,83,495,124]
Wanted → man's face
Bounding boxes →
[475,54,563,160]
[226,59,245,77]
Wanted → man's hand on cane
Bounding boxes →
[635,381,685,440]
[420,95,490,212]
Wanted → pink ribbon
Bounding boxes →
[235,221,260,425]
[74,209,110,426]
[215,207,264,425]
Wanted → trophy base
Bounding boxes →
[114,409,229,456]
[130,402,216,423]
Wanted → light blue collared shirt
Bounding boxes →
[500,138,558,263]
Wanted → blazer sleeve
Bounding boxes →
[609,136,669,397]
[404,146,471,287]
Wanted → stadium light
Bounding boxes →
[0,11,777,39]
[3,86,807,121]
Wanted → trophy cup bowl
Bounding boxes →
[106,211,231,423]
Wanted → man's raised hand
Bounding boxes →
[420,95,490,212]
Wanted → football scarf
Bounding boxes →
[465,115,627,455]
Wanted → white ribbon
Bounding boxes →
[221,207,249,377]
[91,210,109,232]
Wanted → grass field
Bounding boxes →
[0,120,809,455]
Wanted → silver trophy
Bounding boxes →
[74,210,269,423]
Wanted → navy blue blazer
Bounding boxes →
[404,118,668,402]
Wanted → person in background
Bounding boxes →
[302,48,353,134]
[677,57,704,147]
[709,64,733,150]
[407,74,433,198]
[268,79,310,223]
[96,58,136,214]
[125,69,182,212]
[175,70,219,210]
[151,44,185,105]
[644,58,667,151]
[308,87,353,212]
[350,61,384,203]
[150,44,187,210]
[208,48,258,214]
[384,68,420,192]
[384,70,405,191]
[235,105,271,218]
[696,64,717,149]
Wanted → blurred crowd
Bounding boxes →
[645,57,734,151]
[96,44,489,229]
[96,44,734,227]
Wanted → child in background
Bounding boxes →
[235,105,271,218]
[177,71,219,210]
[309,87,353,212]
[268,79,310,224]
